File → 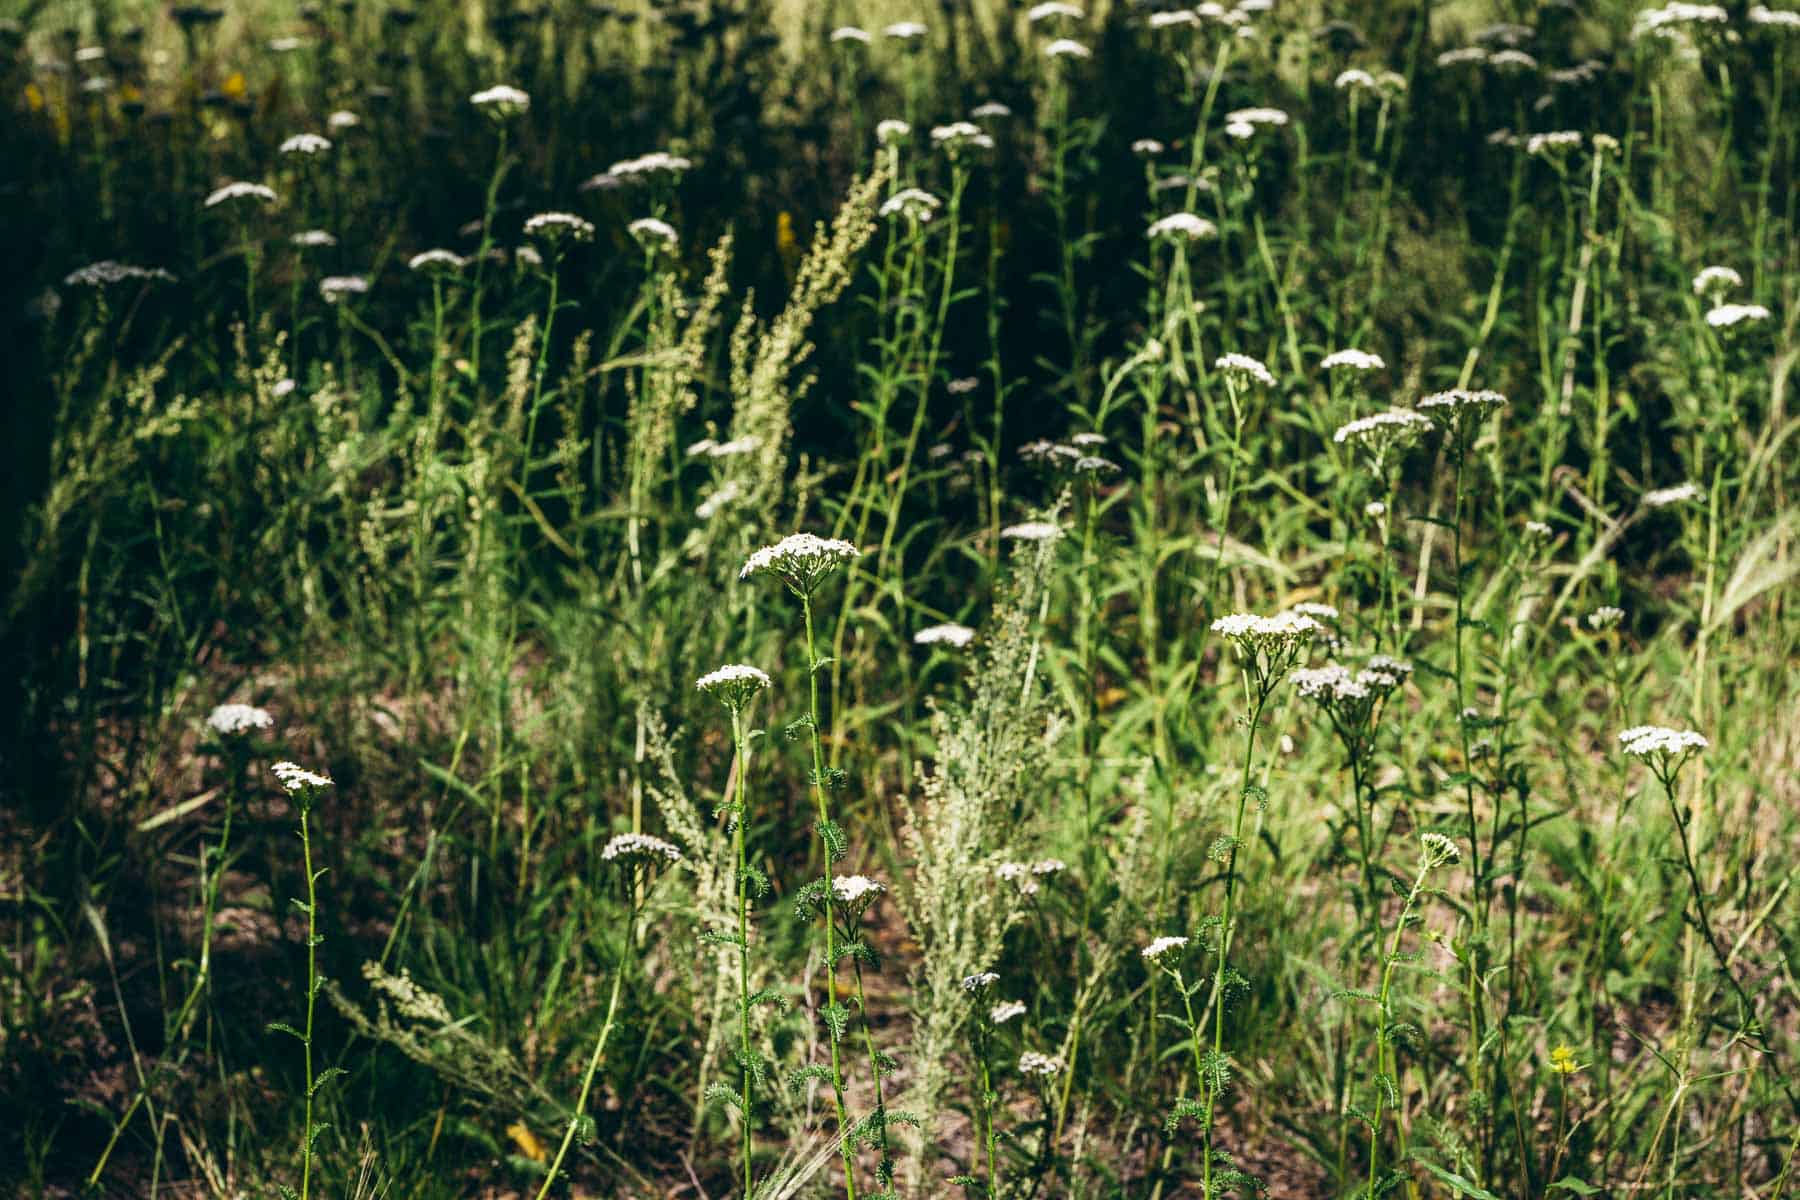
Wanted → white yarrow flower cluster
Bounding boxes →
[319,275,370,303]
[1419,832,1461,865]
[628,217,679,251]
[829,25,871,43]
[204,181,277,208]
[1000,521,1062,542]
[1633,3,1729,40]
[470,84,530,117]
[1215,353,1275,388]
[877,118,912,144]
[1587,605,1625,630]
[1691,265,1742,297]
[971,101,1012,119]
[327,110,360,131]
[832,874,886,908]
[1148,212,1218,241]
[272,760,332,791]
[280,132,331,155]
[524,211,596,243]
[1043,38,1091,58]
[1150,9,1198,27]
[880,188,942,223]
[1211,610,1322,653]
[1618,726,1708,758]
[1643,482,1702,508]
[1526,130,1582,156]
[601,832,683,864]
[884,21,928,39]
[1141,935,1189,962]
[930,121,993,152]
[740,533,860,596]
[1333,408,1433,451]
[1750,5,1800,27]
[1027,1,1084,21]
[409,248,467,273]
[1320,348,1385,372]
[207,703,273,735]
[64,261,177,287]
[1018,1051,1063,1077]
[605,151,693,181]
[962,971,1000,992]
[991,1000,1028,1024]
[292,230,337,249]
[914,622,976,648]
[1705,302,1771,328]
[696,663,772,708]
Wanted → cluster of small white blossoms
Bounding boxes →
[914,622,976,648]
[884,21,928,40]
[1211,610,1323,654]
[204,181,277,208]
[1018,1051,1063,1077]
[1705,302,1771,328]
[1291,661,1403,705]
[1043,38,1092,58]
[280,132,331,156]
[1750,5,1800,27]
[63,261,177,288]
[409,249,467,273]
[962,971,1000,992]
[1018,439,1117,476]
[696,663,772,708]
[930,122,994,152]
[1141,935,1189,963]
[1320,348,1384,372]
[1132,138,1166,155]
[1691,265,1743,297]
[1587,605,1625,630]
[1333,408,1434,452]
[1224,106,1288,139]
[293,230,337,249]
[991,1001,1027,1025]
[1632,3,1729,40]
[880,188,942,223]
[876,119,912,144]
[740,533,860,595]
[971,101,1012,119]
[829,25,871,43]
[601,832,683,864]
[319,275,370,303]
[1027,1,1083,22]
[470,84,530,117]
[328,110,360,131]
[1437,46,1490,67]
[1526,130,1583,157]
[272,760,332,791]
[524,212,596,243]
[997,859,1066,896]
[206,703,273,736]
[1419,832,1461,865]
[1001,521,1062,542]
[1643,481,1702,508]
[1147,212,1218,242]
[1334,68,1405,95]
[695,481,742,521]
[1487,48,1538,69]
[832,874,886,909]
[1215,352,1275,388]
[1619,725,1708,755]
[606,151,693,180]
[628,217,679,251]
[1417,388,1507,429]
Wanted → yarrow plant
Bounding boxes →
[267,762,334,1200]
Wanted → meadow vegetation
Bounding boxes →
[2,0,1798,1196]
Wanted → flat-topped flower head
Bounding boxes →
[1214,352,1275,389]
[602,832,683,866]
[1420,832,1461,866]
[829,24,871,43]
[1706,303,1771,329]
[1643,482,1702,508]
[204,181,277,209]
[1141,934,1189,963]
[470,84,529,118]
[971,101,1012,119]
[1587,605,1625,631]
[696,663,772,710]
[991,1000,1028,1024]
[628,217,679,252]
[1018,1051,1063,1077]
[1633,3,1729,40]
[1001,521,1062,542]
[292,230,337,249]
[1335,68,1377,91]
[1618,725,1708,758]
[880,188,941,223]
[1027,1,1084,21]
[1321,348,1385,372]
[883,20,927,39]
[996,861,1041,896]
[1487,48,1538,69]
[708,436,759,458]
[876,118,912,144]
[914,622,976,648]
[1043,37,1091,58]
[602,151,693,182]
[1148,212,1218,241]
[931,121,993,153]
[1691,265,1743,297]
[1751,4,1800,28]
[1526,130,1582,156]
[208,703,273,736]
[695,482,742,521]
[327,110,360,131]
[1212,612,1322,679]
[280,132,331,155]
[64,261,178,287]
[962,971,1000,992]
[1333,409,1433,466]
[524,211,595,244]
[740,533,860,596]
[832,874,886,913]
[1285,602,1339,624]
[272,760,332,792]
[319,275,369,303]
[1149,9,1198,27]
[1438,46,1489,66]
[409,248,467,274]
[1418,388,1506,415]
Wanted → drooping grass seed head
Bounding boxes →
[739,533,860,598]
[696,663,772,712]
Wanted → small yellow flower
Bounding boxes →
[1549,1043,1583,1075]
[24,81,45,112]
[221,70,248,101]
[506,1119,547,1162]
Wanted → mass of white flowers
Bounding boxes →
[832,874,886,907]
[409,249,466,272]
[740,533,860,595]
[601,832,684,864]
[1043,38,1091,58]
[207,704,273,735]
[628,217,679,250]
[1320,348,1385,371]
[962,971,1000,992]
[327,110,360,130]
[695,664,772,708]
[292,230,337,249]
[883,21,928,39]
[1027,1,1084,21]
[1148,212,1218,241]
[64,261,178,287]
[1018,1051,1063,1076]
[272,760,332,791]
[280,132,331,155]
[1212,610,1323,651]
[319,275,370,303]
[1000,521,1062,542]
[470,84,530,116]
[1141,935,1189,962]
[1587,605,1626,630]
[1618,726,1708,757]
[1215,352,1275,387]
[880,188,942,223]
[1691,265,1743,296]
[1132,138,1166,155]
[524,212,596,242]
[991,1001,1027,1024]
[1526,130,1582,156]
[914,623,976,648]
[1705,303,1771,328]
[204,181,277,208]
[1420,832,1462,865]
[1750,4,1800,26]
[1225,106,1289,126]
[828,25,871,43]
[971,101,1012,119]
[1643,482,1702,507]
[1333,408,1434,448]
